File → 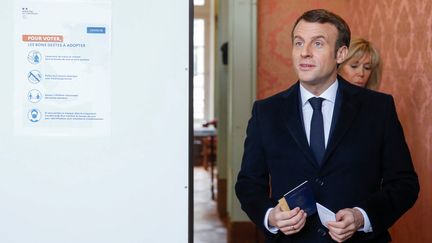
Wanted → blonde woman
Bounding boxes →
[339,38,381,90]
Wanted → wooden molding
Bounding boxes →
[217,177,228,221]
[227,219,265,243]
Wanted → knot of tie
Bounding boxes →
[309,97,324,111]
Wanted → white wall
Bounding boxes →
[0,0,190,242]
[227,0,257,221]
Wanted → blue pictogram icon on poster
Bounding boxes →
[27,89,42,103]
[28,108,42,122]
[27,50,42,64]
[28,70,43,84]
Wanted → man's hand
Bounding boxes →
[268,204,307,235]
[327,208,364,242]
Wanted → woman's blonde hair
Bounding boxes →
[339,38,381,90]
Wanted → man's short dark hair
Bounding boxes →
[291,9,351,53]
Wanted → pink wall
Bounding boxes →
[258,1,432,242]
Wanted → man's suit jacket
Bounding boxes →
[235,77,419,243]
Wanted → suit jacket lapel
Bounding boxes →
[322,79,361,164]
[281,83,318,168]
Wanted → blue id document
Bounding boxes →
[278,180,317,216]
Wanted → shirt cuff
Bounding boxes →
[264,207,279,234]
[354,207,373,233]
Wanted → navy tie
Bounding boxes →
[309,97,325,165]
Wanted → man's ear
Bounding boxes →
[336,46,348,64]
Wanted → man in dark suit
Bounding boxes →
[235,9,419,243]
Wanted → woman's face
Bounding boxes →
[339,54,372,87]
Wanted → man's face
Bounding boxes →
[292,20,346,87]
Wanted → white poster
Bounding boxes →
[14,0,112,136]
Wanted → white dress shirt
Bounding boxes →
[300,80,338,147]
[264,79,372,233]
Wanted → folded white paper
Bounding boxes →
[316,202,336,228]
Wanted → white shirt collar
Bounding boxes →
[299,79,338,107]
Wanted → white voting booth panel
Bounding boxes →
[0,0,190,242]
